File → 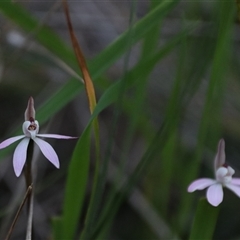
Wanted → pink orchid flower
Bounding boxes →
[188,139,240,207]
[0,97,77,177]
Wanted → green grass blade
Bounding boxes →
[141,0,163,57]
[189,198,219,240]
[61,124,92,239]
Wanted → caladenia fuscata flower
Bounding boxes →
[0,97,77,177]
[188,139,240,207]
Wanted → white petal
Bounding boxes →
[0,135,25,149]
[230,178,240,185]
[37,134,77,139]
[214,139,225,170]
[33,137,59,168]
[206,183,223,207]
[13,138,30,177]
[187,178,216,192]
[225,184,240,197]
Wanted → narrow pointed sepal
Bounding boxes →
[188,179,216,192]
[33,137,60,168]
[13,138,30,177]
[37,134,78,139]
[0,135,25,149]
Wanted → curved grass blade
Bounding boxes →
[61,1,100,239]
[62,0,97,113]
[189,198,219,240]
[61,124,92,239]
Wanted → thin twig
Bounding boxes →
[5,185,33,240]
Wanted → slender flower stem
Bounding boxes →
[25,139,34,210]
[5,140,34,240]
[24,139,34,239]
[26,190,34,240]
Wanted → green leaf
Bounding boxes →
[189,198,219,240]
[61,124,92,239]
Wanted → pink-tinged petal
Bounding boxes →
[33,137,59,168]
[214,139,225,171]
[188,178,216,192]
[207,183,223,207]
[230,178,240,185]
[37,134,78,139]
[13,138,30,177]
[0,135,25,149]
[225,183,240,197]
